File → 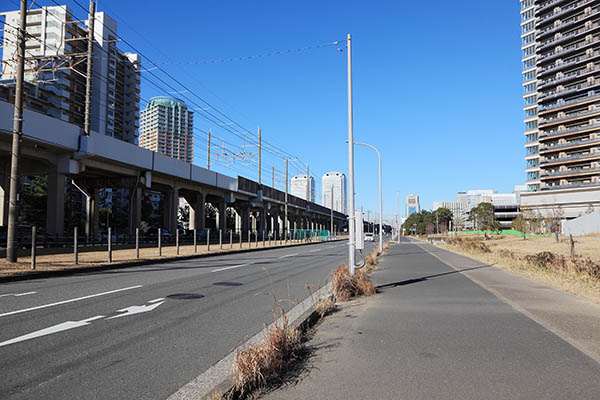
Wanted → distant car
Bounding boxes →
[364,233,374,242]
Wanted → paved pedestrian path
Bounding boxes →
[261,239,600,400]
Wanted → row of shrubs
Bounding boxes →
[447,237,600,282]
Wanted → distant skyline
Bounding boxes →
[1,0,524,219]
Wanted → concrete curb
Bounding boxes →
[0,239,346,284]
[167,281,333,400]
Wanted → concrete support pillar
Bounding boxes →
[241,207,250,232]
[216,200,226,230]
[258,206,266,233]
[46,170,65,236]
[187,192,205,231]
[235,209,241,231]
[164,187,179,233]
[129,186,142,234]
[272,213,280,235]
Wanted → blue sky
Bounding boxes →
[4,0,524,220]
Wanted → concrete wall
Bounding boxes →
[521,186,600,219]
[563,212,600,236]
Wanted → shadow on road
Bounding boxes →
[376,264,494,290]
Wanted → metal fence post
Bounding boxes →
[108,227,112,262]
[193,228,197,253]
[176,228,180,255]
[207,228,211,251]
[74,227,78,265]
[136,228,139,259]
[31,226,36,270]
[248,230,251,248]
[219,229,222,250]
[269,231,272,247]
[239,229,242,249]
[263,230,265,247]
[230,230,233,249]
[158,227,162,256]
[255,230,258,247]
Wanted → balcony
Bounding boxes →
[541,151,600,164]
[539,64,600,89]
[539,91,600,112]
[537,0,576,15]
[540,137,600,152]
[538,32,600,63]
[539,108,600,126]
[541,181,600,189]
[537,7,600,39]
[537,0,597,26]
[539,122,600,139]
[540,166,600,178]
[539,79,600,102]
[539,49,600,76]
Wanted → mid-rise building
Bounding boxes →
[321,172,346,214]
[291,174,315,202]
[1,5,140,143]
[406,194,420,216]
[139,97,194,162]
[521,0,600,191]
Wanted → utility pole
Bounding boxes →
[84,1,96,135]
[346,33,356,275]
[258,128,262,185]
[207,129,211,169]
[285,158,288,240]
[330,185,334,235]
[305,164,310,202]
[6,0,27,263]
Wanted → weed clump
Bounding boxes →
[314,297,336,317]
[332,265,376,301]
[233,307,301,394]
[447,237,491,253]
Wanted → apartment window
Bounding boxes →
[521,0,534,10]
[524,94,537,105]
[522,45,535,58]
[522,33,535,46]
[523,58,536,69]
[525,120,537,130]
[527,171,539,180]
[523,70,536,82]
[521,9,534,22]
[526,146,538,155]
[524,108,537,118]
[524,82,536,94]
[527,159,538,168]
[522,21,535,34]
[525,133,537,142]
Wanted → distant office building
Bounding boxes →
[0,5,140,143]
[322,172,347,214]
[406,194,420,216]
[434,189,522,230]
[291,174,315,202]
[139,97,194,162]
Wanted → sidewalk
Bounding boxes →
[260,240,600,400]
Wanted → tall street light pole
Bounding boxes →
[353,141,383,254]
[346,33,356,275]
[396,190,402,243]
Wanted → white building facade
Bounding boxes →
[0,6,140,143]
[291,174,315,202]
[321,172,346,214]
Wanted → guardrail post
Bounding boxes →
[255,230,258,247]
[230,230,233,249]
[269,231,271,247]
[176,228,180,255]
[107,227,112,262]
[31,226,36,270]
[239,229,242,249]
[135,228,139,259]
[158,227,162,256]
[193,228,197,253]
[248,230,251,248]
[207,228,211,251]
[74,227,78,265]
[219,229,223,250]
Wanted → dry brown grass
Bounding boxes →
[233,306,301,395]
[314,297,336,317]
[332,265,376,301]
[440,234,600,304]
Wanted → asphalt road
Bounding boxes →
[0,238,374,400]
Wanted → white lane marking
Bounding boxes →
[0,285,142,318]
[212,263,251,273]
[14,291,37,297]
[107,301,165,320]
[278,253,297,259]
[148,298,165,304]
[308,248,322,252]
[0,315,105,348]
[0,291,37,298]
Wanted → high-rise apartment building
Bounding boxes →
[521,0,600,191]
[1,5,140,143]
[406,194,420,216]
[139,97,194,162]
[321,172,347,214]
[291,174,315,202]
